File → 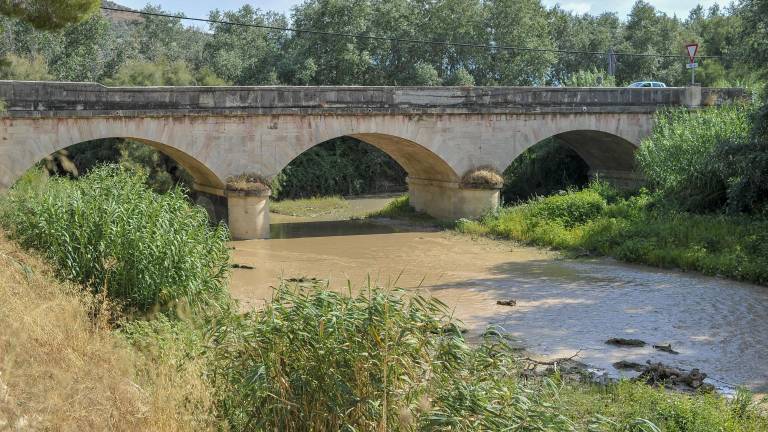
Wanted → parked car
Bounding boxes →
[628,81,667,88]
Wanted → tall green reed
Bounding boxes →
[0,165,230,314]
[207,281,574,431]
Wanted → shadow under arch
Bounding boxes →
[38,136,226,190]
[548,130,639,175]
[281,133,459,183]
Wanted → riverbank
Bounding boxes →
[454,184,768,286]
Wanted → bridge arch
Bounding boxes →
[275,132,459,184]
[498,124,643,189]
[0,121,226,190]
[551,129,638,174]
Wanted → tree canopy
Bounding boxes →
[0,0,763,88]
[0,0,98,30]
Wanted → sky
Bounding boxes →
[115,0,735,21]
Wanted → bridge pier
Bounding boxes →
[407,178,500,219]
[193,184,271,240]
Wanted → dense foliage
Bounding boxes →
[0,0,98,30]
[636,105,753,212]
[206,283,574,431]
[0,166,230,314]
[1,0,761,88]
[637,103,768,214]
[272,138,406,199]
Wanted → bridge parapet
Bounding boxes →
[0,81,748,117]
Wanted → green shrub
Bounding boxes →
[637,105,752,212]
[0,166,231,314]
[563,381,768,431]
[716,103,768,213]
[528,188,607,228]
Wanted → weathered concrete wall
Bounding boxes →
[0,112,656,189]
[408,178,500,219]
[227,193,270,240]
[0,81,745,116]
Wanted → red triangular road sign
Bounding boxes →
[686,44,698,63]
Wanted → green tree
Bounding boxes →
[282,0,374,85]
[131,5,206,65]
[205,5,287,85]
[548,9,622,85]
[0,0,98,30]
[482,0,555,85]
[616,1,684,85]
[564,68,616,86]
[444,67,475,86]
[407,61,440,86]
[739,0,768,79]
[0,53,52,79]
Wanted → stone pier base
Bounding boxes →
[227,192,271,240]
[407,177,500,220]
[193,183,271,240]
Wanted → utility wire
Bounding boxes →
[100,6,723,60]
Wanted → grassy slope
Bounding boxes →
[457,186,768,285]
[0,233,217,430]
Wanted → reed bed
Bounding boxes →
[0,166,231,315]
[204,281,575,431]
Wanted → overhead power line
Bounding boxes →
[100,6,723,60]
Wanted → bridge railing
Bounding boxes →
[0,80,749,117]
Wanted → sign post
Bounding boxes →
[685,43,699,85]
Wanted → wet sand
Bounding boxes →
[230,198,768,393]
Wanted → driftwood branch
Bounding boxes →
[516,349,582,365]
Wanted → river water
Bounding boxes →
[230,197,768,394]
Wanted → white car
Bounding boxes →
[628,81,667,88]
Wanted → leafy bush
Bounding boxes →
[564,67,616,87]
[562,381,768,431]
[637,105,752,212]
[716,103,768,213]
[529,188,607,227]
[0,166,231,314]
[0,53,53,80]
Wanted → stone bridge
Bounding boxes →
[0,81,746,238]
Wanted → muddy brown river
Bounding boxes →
[230,198,768,394]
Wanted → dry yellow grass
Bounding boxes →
[0,233,217,431]
[226,172,271,194]
[461,168,504,189]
